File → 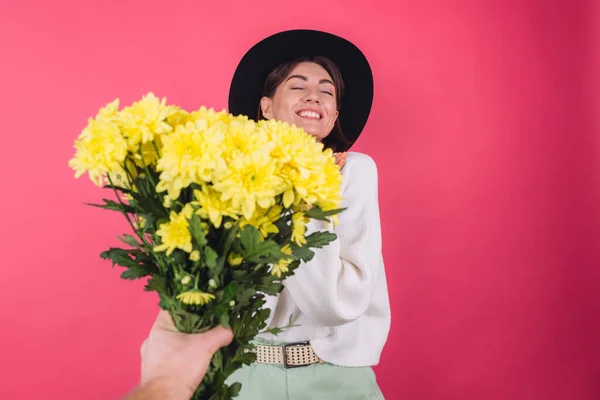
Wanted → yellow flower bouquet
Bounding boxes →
[69,93,344,399]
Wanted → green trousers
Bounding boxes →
[225,340,385,399]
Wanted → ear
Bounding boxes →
[329,109,340,130]
[260,96,274,119]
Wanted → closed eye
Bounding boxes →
[321,91,333,96]
[292,87,304,90]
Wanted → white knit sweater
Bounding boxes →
[258,152,391,367]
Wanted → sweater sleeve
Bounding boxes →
[284,153,384,326]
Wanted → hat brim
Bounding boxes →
[228,29,373,145]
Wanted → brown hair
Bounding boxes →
[257,56,350,152]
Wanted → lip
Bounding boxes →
[295,107,323,120]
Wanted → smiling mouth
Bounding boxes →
[296,110,322,120]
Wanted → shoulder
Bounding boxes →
[343,152,378,179]
[338,152,380,211]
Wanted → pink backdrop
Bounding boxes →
[1,0,598,399]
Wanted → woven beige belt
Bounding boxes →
[245,341,323,368]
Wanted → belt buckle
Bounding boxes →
[282,341,309,369]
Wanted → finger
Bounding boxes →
[195,326,234,354]
[153,309,176,330]
[187,327,234,383]
[140,339,149,369]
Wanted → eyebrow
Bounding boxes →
[285,75,335,86]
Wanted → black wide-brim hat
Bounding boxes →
[228,29,373,145]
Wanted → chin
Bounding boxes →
[297,125,319,137]
[303,130,322,140]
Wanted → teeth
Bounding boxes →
[298,111,321,119]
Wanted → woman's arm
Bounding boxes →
[284,153,384,326]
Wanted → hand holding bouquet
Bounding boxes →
[69,93,344,399]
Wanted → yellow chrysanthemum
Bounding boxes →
[260,121,317,204]
[291,212,309,246]
[228,253,244,266]
[271,244,293,278]
[212,147,284,220]
[134,215,146,230]
[181,276,192,285]
[118,92,178,152]
[219,118,264,162]
[69,118,128,186]
[154,205,194,255]
[192,186,239,228]
[258,119,343,213]
[103,158,141,191]
[96,99,121,122]
[130,137,163,167]
[240,205,282,239]
[190,250,201,261]
[314,152,344,210]
[156,120,225,199]
[177,290,215,305]
[165,108,193,129]
[189,107,237,129]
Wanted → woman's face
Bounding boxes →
[260,62,339,141]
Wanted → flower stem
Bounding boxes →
[106,174,139,238]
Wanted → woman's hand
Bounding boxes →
[334,152,347,169]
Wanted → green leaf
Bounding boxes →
[264,327,284,336]
[158,293,175,310]
[259,314,300,336]
[170,309,203,333]
[304,206,346,221]
[141,214,157,231]
[239,224,260,252]
[216,221,240,270]
[239,225,286,263]
[305,231,338,248]
[85,199,136,214]
[258,281,284,296]
[101,247,158,281]
[213,305,229,316]
[205,246,218,269]
[211,349,223,370]
[117,234,142,248]
[133,195,168,219]
[235,288,256,306]
[169,250,188,266]
[274,217,292,236]
[101,248,139,269]
[120,265,152,280]
[229,383,242,398]
[145,275,166,292]
[223,281,240,301]
[292,246,314,262]
[253,309,271,325]
[103,184,132,194]
[188,214,208,247]
[231,352,257,366]
[219,314,230,328]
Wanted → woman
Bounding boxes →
[226,29,391,399]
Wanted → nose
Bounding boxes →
[303,87,321,103]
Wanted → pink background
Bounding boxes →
[1,0,598,399]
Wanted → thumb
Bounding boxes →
[194,326,234,354]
